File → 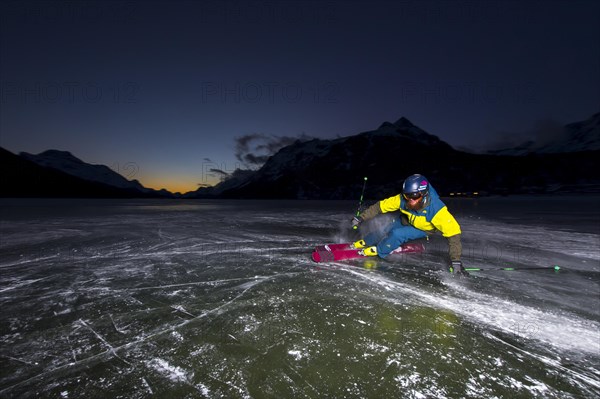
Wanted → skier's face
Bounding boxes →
[407,198,423,210]
[404,193,424,210]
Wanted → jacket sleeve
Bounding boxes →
[430,206,461,237]
[379,195,401,213]
[447,234,462,262]
[431,206,462,261]
[360,201,382,221]
[360,195,401,221]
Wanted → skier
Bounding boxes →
[351,174,466,274]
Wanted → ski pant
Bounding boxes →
[364,218,428,258]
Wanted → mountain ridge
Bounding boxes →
[488,112,599,155]
[0,147,166,198]
[188,113,600,199]
[3,112,598,199]
[20,150,149,191]
[18,149,172,197]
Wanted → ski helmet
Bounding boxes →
[402,174,429,201]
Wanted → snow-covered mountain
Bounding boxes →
[8,112,598,199]
[255,117,452,184]
[189,115,600,199]
[187,117,438,198]
[539,112,600,153]
[489,112,600,155]
[189,117,462,199]
[20,150,152,193]
[183,169,255,198]
[0,147,168,198]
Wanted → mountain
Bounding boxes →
[18,149,172,197]
[5,113,598,199]
[188,116,600,199]
[538,112,600,153]
[21,150,147,191]
[489,112,600,155]
[0,147,167,198]
[183,169,255,198]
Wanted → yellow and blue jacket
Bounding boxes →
[377,185,461,238]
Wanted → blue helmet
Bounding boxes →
[402,174,429,201]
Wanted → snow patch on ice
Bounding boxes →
[344,267,600,356]
[365,341,390,353]
[190,344,215,357]
[446,281,600,356]
[171,331,184,342]
[147,358,191,383]
[288,349,306,360]
[197,382,210,396]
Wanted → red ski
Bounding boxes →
[311,242,424,263]
[314,243,354,252]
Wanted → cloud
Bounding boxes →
[209,168,230,176]
[234,132,313,168]
[206,168,230,182]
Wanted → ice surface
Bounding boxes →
[0,197,599,398]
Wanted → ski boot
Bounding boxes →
[359,246,378,257]
[352,239,367,249]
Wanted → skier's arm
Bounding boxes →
[359,201,382,221]
[447,234,462,262]
[360,194,401,221]
[431,206,462,262]
[360,195,400,220]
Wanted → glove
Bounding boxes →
[351,216,363,230]
[449,260,468,275]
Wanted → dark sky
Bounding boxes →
[1,0,599,192]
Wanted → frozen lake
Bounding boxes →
[1,197,599,398]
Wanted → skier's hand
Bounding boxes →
[351,216,363,230]
[449,260,468,275]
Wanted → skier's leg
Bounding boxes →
[353,218,394,248]
[376,223,427,258]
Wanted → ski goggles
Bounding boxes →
[403,192,423,200]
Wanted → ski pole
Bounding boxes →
[353,176,368,230]
[464,265,561,272]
